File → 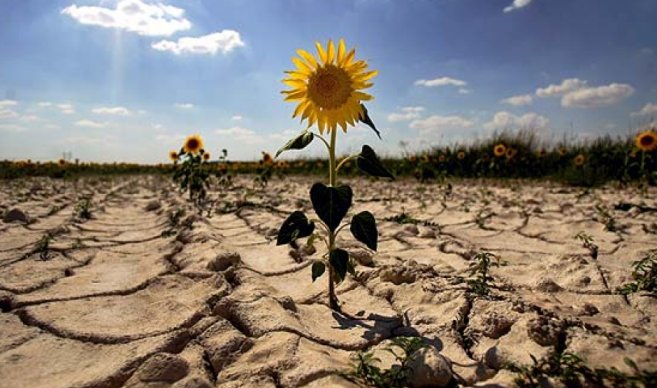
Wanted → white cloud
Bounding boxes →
[174,103,194,109]
[215,126,263,144]
[0,124,26,132]
[19,115,42,122]
[631,103,657,117]
[231,115,243,121]
[561,83,634,108]
[501,94,533,106]
[268,129,299,142]
[483,111,550,131]
[57,103,75,114]
[0,109,18,119]
[75,119,106,128]
[387,106,425,122]
[409,115,474,135]
[37,102,53,107]
[503,0,533,13]
[458,88,471,95]
[92,106,131,116]
[0,99,18,108]
[536,78,588,97]
[61,0,191,37]
[155,133,185,144]
[414,77,467,88]
[65,135,117,145]
[152,30,244,55]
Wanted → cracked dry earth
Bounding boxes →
[1,175,656,388]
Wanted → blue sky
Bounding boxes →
[1,0,656,163]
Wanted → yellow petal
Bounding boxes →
[355,70,378,81]
[342,49,355,66]
[296,49,318,69]
[283,90,306,101]
[315,41,327,64]
[283,78,306,88]
[292,100,309,118]
[326,39,335,65]
[337,39,346,64]
[292,57,311,74]
[354,91,373,101]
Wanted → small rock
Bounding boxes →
[350,248,374,267]
[3,208,30,224]
[144,200,162,211]
[402,224,420,236]
[608,316,621,325]
[408,347,453,387]
[417,226,436,238]
[207,251,241,272]
[535,278,563,293]
[484,346,504,369]
[380,267,417,285]
[481,313,515,339]
[578,303,599,316]
[136,352,189,383]
[527,316,563,347]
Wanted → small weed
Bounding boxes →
[344,337,427,388]
[595,203,617,232]
[574,231,598,259]
[617,251,657,295]
[74,198,92,220]
[467,251,499,296]
[32,233,53,260]
[161,208,186,238]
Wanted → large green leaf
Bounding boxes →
[350,211,378,251]
[310,183,353,232]
[329,249,349,283]
[276,211,315,246]
[358,104,381,139]
[356,145,394,180]
[275,131,314,158]
[311,261,325,282]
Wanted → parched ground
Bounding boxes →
[0,175,656,387]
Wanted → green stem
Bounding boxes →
[336,153,359,173]
[327,128,340,310]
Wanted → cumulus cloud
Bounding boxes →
[387,106,425,122]
[414,77,467,88]
[458,88,471,95]
[409,115,474,135]
[92,106,131,116]
[75,119,106,128]
[268,129,299,142]
[215,126,263,144]
[61,0,191,37]
[0,99,18,108]
[536,78,588,97]
[174,103,194,109]
[483,111,550,131]
[58,103,75,114]
[19,115,42,122]
[631,103,657,117]
[561,83,634,108]
[0,109,18,119]
[503,0,533,13]
[152,30,244,55]
[231,115,243,121]
[501,94,533,106]
[0,124,26,132]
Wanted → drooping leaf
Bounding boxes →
[275,131,315,158]
[350,211,378,251]
[329,249,349,283]
[311,261,325,282]
[310,183,353,232]
[356,145,394,180]
[358,104,381,139]
[276,211,315,246]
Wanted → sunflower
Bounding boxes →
[493,144,506,157]
[183,135,204,154]
[559,147,567,156]
[58,159,66,166]
[203,152,210,161]
[438,154,446,163]
[282,39,377,134]
[506,148,517,160]
[457,151,466,160]
[169,151,179,162]
[635,130,657,152]
[262,152,273,165]
[574,154,586,166]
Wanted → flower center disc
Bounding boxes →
[307,65,353,110]
[187,139,198,150]
[640,135,654,146]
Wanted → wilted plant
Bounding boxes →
[215,148,232,187]
[33,233,53,260]
[74,197,92,220]
[594,203,617,232]
[574,231,598,259]
[171,135,212,213]
[161,208,186,238]
[254,152,274,188]
[467,251,499,296]
[344,337,427,388]
[276,39,393,311]
[617,251,657,295]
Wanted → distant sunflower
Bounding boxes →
[457,151,466,160]
[506,148,517,160]
[538,149,547,158]
[438,154,446,163]
[493,144,506,157]
[574,154,586,166]
[559,147,567,156]
[169,151,179,162]
[203,152,210,161]
[183,135,204,154]
[58,159,66,166]
[635,130,657,152]
[282,39,377,134]
[262,152,273,164]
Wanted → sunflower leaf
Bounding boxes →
[277,211,315,246]
[310,183,353,232]
[329,249,350,283]
[357,145,394,180]
[311,261,325,282]
[358,104,381,139]
[276,131,315,158]
[350,211,378,251]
